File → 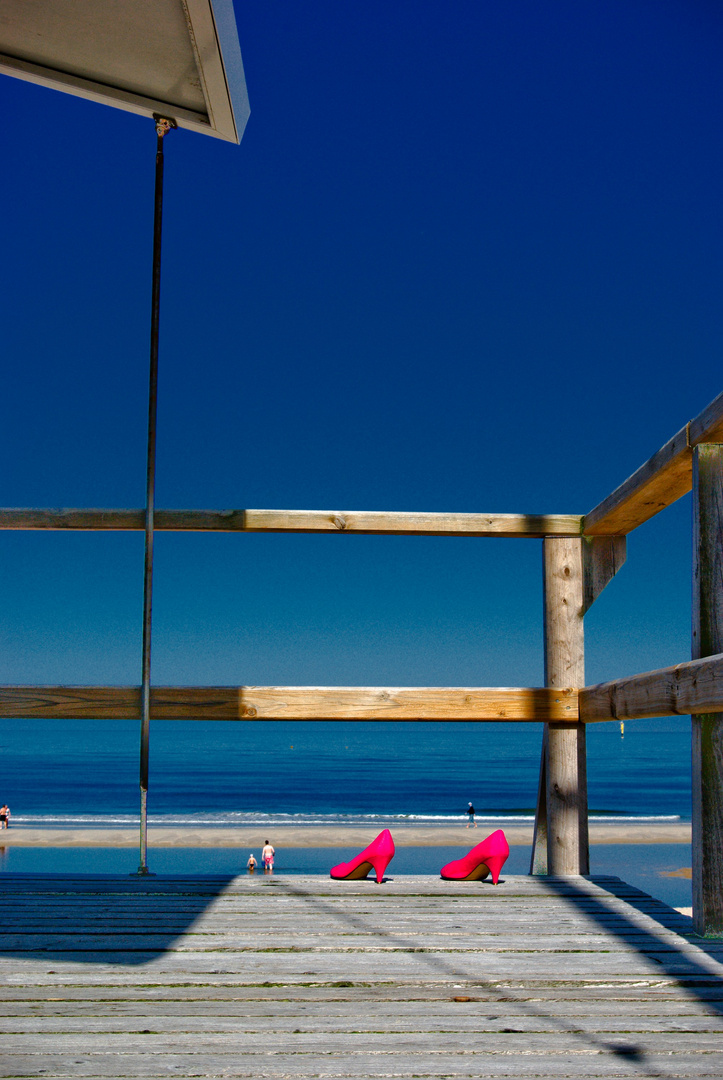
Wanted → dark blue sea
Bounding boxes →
[0,716,690,828]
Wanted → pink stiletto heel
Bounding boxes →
[440,829,509,884]
[330,829,395,884]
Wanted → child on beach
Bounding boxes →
[247,853,258,872]
[0,804,9,829]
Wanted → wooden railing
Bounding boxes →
[0,685,578,721]
[583,389,723,535]
[0,508,583,536]
[1,389,722,932]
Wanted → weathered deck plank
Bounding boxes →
[0,873,721,1079]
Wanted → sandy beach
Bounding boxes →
[0,822,691,848]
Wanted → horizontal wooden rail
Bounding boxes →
[0,508,583,537]
[0,685,577,722]
[584,389,723,536]
[580,653,723,722]
[9,658,719,722]
[6,661,722,721]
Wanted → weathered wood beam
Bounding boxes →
[535,537,589,876]
[581,535,627,613]
[0,508,583,537]
[0,509,148,530]
[583,425,692,536]
[692,444,723,937]
[584,388,723,536]
[580,653,723,722]
[0,685,578,722]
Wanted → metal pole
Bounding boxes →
[137,114,175,875]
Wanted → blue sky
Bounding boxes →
[1,0,722,690]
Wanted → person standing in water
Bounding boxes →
[247,853,258,872]
[262,840,275,872]
[466,802,477,828]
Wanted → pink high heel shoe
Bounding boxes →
[330,829,395,884]
[440,829,509,884]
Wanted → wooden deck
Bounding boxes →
[1,873,722,1078]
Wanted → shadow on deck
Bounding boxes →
[1,873,723,1077]
[0,871,719,981]
[0,872,236,966]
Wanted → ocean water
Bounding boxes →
[0,715,690,827]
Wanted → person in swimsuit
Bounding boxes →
[0,804,9,829]
[247,853,258,872]
[466,802,477,828]
[262,840,275,872]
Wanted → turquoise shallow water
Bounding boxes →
[0,716,691,827]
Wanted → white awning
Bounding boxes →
[0,0,249,143]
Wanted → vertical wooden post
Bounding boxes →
[539,537,588,875]
[531,536,624,874]
[692,444,723,935]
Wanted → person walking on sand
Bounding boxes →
[262,840,275,872]
[247,853,258,872]
[0,804,9,829]
[466,802,477,828]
